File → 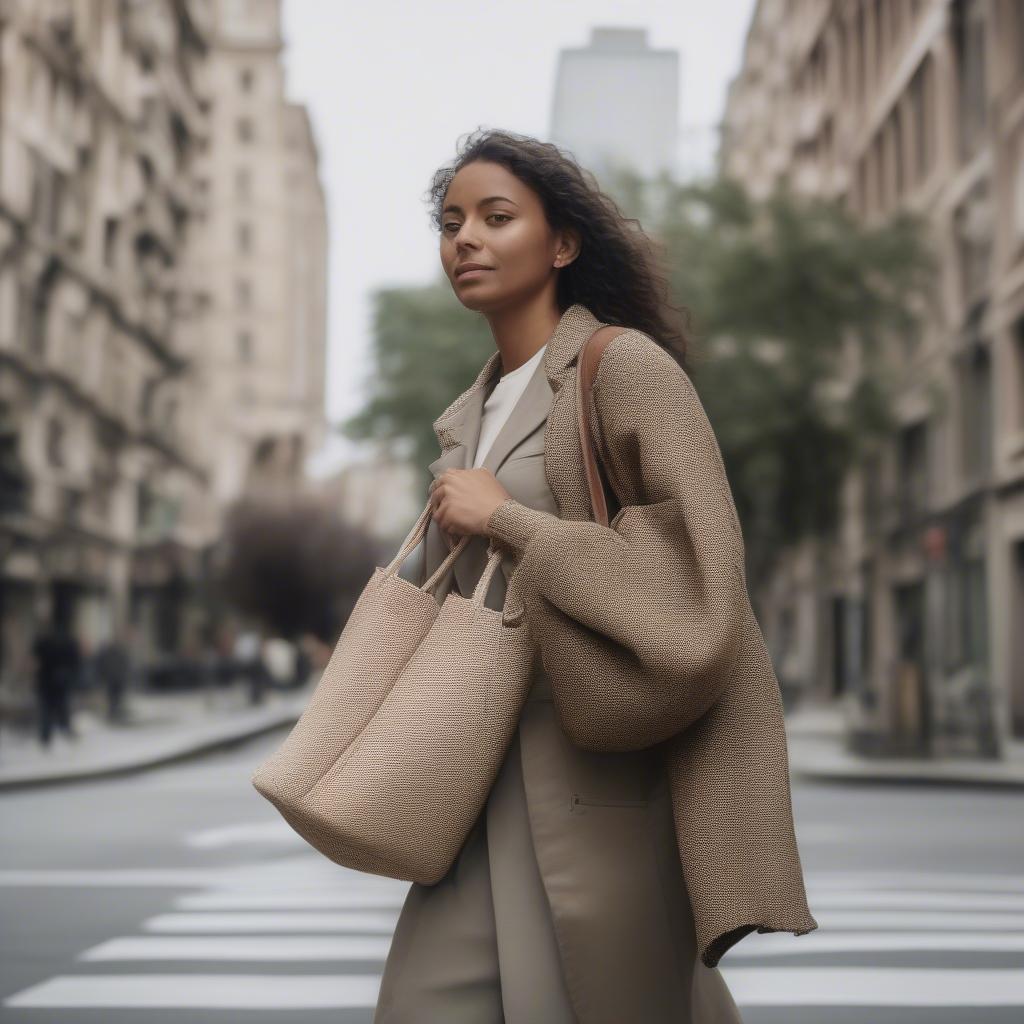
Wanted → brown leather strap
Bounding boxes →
[577,325,626,527]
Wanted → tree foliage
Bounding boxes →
[339,288,494,488]
[215,494,381,644]
[651,176,938,583]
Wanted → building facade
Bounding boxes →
[721,0,1024,756]
[0,0,328,704]
[0,0,216,687]
[195,0,327,507]
[550,26,681,183]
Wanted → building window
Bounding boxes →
[959,343,992,483]
[1014,316,1024,432]
[896,420,929,524]
[908,59,932,183]
[952,0,987,161]
[1016,0,1024,78]
[862,450,884,536]
[237,117,254,143]
[892,108,904,198]
[46,418,65,467]
[237,221,252,253]
[103,217,118,267]
[954,180,993,308]
[236,279,252,308]
[240,67,255,92]
[236,167,251,199]
[1014,139,1024,242]
[238,330,253,362]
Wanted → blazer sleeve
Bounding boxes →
[485,331,748,752]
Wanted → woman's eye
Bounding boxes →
[442,214,511,233]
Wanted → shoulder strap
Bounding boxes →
[576,325,626,527]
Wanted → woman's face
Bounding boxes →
[439,160,575,312]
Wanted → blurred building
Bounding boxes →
[0,0,327,703]
[721,0,1024,757]
[318,458,422,551]
[0,0,216,687]
[194,0,327,507]
[549,27,681,182]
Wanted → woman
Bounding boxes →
[374,129,816,1024]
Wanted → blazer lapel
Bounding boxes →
[423,302,605,602]
[427,353,554,601]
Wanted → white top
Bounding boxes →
[471,343,547,468]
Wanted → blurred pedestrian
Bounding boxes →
[30,619,81,748]
[234,627,267,705]
[92,624,134,724]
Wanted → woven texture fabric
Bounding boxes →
[480,303,818,968]
[252,503,537,885]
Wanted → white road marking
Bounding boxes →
[733,931,1024,956]
[184,821,303,848]
[143,911,400,933]
[812,910,1024,930]
[0,864,411,892]
[804,871,1024,893]
[8,968,1024,1009]
[176,890,405,910]
[3,974,383,1009]
[720,967,1024,1006]
[8,863,1024,1012]
[0,868,228,887]
[804,890,1024,911]
[79,936,392,961]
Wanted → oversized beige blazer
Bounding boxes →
[420,302,817,977]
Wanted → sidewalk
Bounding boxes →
[785,700,1024,788]
[0,679,312,791]
[4,685,1023,792]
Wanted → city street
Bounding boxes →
[1,728,1022,1022]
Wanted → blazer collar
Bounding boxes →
[431,301,604,457]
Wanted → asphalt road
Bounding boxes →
[2,728,1022,1022]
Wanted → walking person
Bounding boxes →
[30,616,81,748]
[92,625,134,724]
[375,129,817,1023]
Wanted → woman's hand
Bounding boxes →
[428,468,511,547]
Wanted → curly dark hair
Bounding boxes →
[425,127,691,372]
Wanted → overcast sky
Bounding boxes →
[279,0,757,476]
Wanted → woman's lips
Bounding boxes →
[456,268,492,280]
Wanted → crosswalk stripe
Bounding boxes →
[79,936,392,961]
[719,967,1024,1006]
[802,891,1024,911]
[175,891,406,910]
[804,872,1024,892]
[732,931,1024,956]
[144,911,400,933]
[0,869,227,887]
[7,968,1024,1009]
[3,975,383,1009]
[809,910,1024,930]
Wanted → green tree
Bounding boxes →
[339,288,494,486]
[649,175,939,587]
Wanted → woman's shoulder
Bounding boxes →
[592,325,694,398]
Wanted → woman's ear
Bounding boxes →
[555,227,582,268]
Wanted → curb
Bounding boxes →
[0,702,304,793]
[787,750,1024,790]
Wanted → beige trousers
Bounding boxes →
[373,720,577,1023]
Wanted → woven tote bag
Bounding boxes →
[253,506,537,885]
[251,498,471,825]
